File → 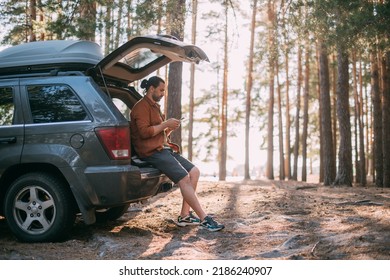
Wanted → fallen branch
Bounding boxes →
[296,186,318,190]
[337,200,384,206]
[311,241,320,257]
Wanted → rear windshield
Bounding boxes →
[119,48,163,69]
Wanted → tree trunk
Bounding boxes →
[266,0,275,180]
[79,0,97,41]
[280,0,291,179]
[331,53,338,169]
[167,0,185,148]
[301,41,310,182]
[276,61,285,180]
[104,2,113,55]
[358,56,367,186]
[333,45,353,187]
[352,51,360,184]
[352,51,367,186]
[114,0,124,49]
[156,0,164,77]
[284,42,291,180]
[244,0,257,180]
[126,0,133,40]
[382,51,390,187]
[28,0,37,42]
[292,45,302,181]
[371,50,383,187]
[364,60,374,179]
[318,41,335,185]
[317,47,323,183]
[369,81,375,180]
[37,0,45,41]
[188,0,198,161]
[219,0,229,181]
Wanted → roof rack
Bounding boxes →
[0,61,94,78]
[0,70,85,80]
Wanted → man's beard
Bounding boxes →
[152,94,162,102]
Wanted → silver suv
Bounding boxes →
[0,35,208,242]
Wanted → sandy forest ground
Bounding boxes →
[0,177,389,260]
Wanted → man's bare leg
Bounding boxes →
[177,167,206,220]
[179,167,201,218]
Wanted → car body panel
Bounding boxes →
[0,124,24,173]
[0,81,24,179]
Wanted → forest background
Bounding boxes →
[0,0,390,188]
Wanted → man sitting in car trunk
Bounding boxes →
[130,76,224,232]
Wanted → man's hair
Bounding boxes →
[140,76,165,92]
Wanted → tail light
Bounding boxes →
[95,126,130,160]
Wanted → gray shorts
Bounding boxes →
[141,148,195,184]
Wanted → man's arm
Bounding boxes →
[152,118,180,137]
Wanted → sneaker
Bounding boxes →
[175,211,201,227]
[200,215,225,232]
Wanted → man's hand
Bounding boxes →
[164,118,181,130]
[152,118,181,136]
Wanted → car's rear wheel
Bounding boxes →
[4,172,76,242]
[95,203,130,222]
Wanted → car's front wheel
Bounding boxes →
[4,172,76,242]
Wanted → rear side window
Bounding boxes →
[27,85,89,123]
[0,87,14,126]
[112,98,131,121]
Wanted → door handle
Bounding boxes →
[0,137,17,144]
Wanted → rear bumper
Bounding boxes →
[83,164,169,207]
[140,167,164,180]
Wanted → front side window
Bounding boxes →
[27,85,88,123]
[0,87,15,126]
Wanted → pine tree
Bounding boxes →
[266,0,275,180]
[333,43,353,186]
[244,0,257,180]
[318,40,336,185]
[383,50,390,187]
[166,0,185,148]
[219,0,229,181]
[188,0,198,162]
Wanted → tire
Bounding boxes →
[4,172,76,242]
[95,203,130,222]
